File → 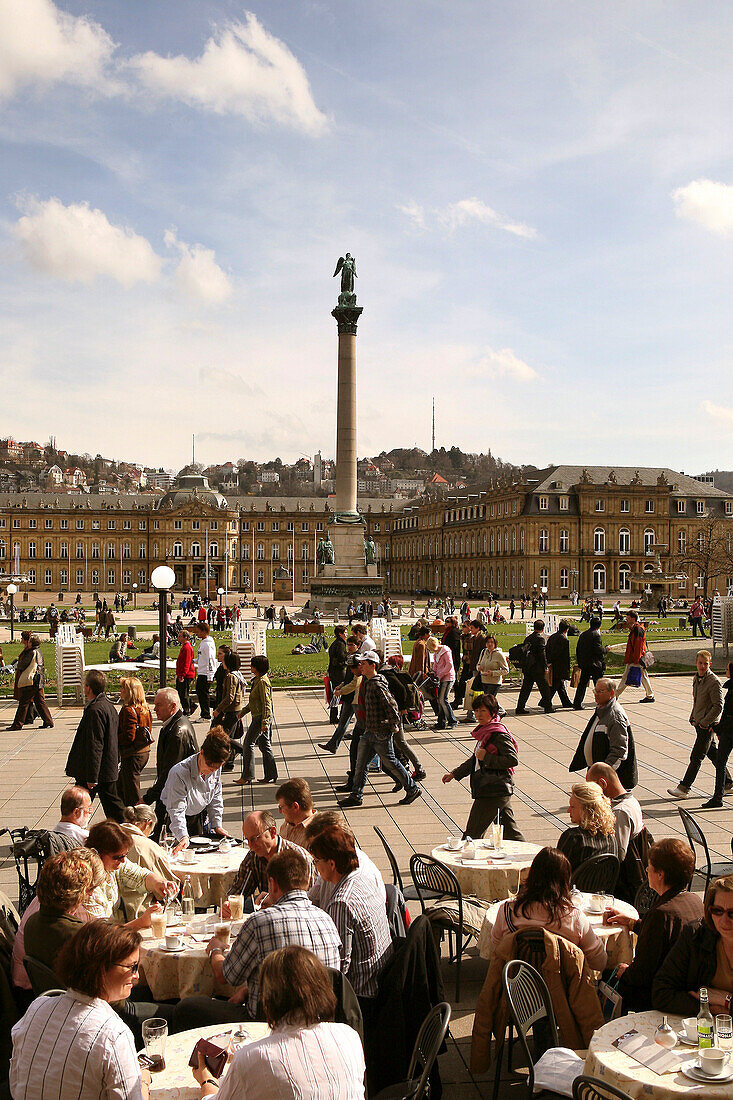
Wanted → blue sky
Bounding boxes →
[1,0,732,472]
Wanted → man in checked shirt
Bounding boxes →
[226,809,315,910]
[339,652,422,808]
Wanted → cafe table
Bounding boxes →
[430,840,541,901]
[585,1011,733,1100]
[476,891,638,968]
[149,1022,270,1100]
[139,916,248,1001]
[168,843,246,909]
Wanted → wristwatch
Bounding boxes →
[203,1079,219,1089]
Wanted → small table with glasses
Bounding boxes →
[430,839,541,901]
[149,1022,270,1100]
[139,915,248,1000]
[166,842,246,909]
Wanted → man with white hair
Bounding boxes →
[53,786,93,846]
[568,677,638,790]
[143,687,197,839]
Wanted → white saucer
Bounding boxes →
[160,944,184,953]
[584,907,604,916]
[681,1059,733,1083]
[460,856,488,864]
[489,851,508,860]
[188,837,211,847]
[677,1033,699,1046]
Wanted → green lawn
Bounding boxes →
[0,617,696,696]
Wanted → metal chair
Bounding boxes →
[571,853,620,894]
[24,955,65,997]
[374,826,421,901]
[409,854,471,1000]
[496,959,560,1100]
[679,807,733,893]
[371,1002,451,1100]
[573,1075,634,1100]
[0,827,50,914]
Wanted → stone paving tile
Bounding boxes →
[2,676,731,1096]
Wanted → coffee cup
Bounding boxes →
[683,1018,699,1041]
[183,849,196,863]
[165,933,183,951]
[588,894,604,914]
[446,836,462,851]
[219,839,231,854]
[699,1047,728,1075]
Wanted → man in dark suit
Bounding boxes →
[573,615,606,710]
[515,620,553,714]
[545,619,573,708]
[327,625,348,723]
[143,687,198,839]
[65,669,124,821]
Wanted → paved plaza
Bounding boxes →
[1,674,729,1096]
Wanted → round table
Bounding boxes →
[149,1022,270,1100]
[139,917,247,1000]
[169,846,246,909]
[430,840,541,901]
[476,891,638,968]
[586,1011,733,1100]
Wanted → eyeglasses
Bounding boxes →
[710,906,733,921]
[115,961,139,976]
[244,830,268,846]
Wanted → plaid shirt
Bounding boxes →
[363,673,400,739]
[326,869,393,998]
[222,891,342,1016]
[230,835,314,899]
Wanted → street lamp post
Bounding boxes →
[151,565,175,690]
[541,585,548,614]
[217,586,224,608]
[132,582,138,611]
[6,584,17,642]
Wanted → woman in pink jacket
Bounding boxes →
[427,635,456,728]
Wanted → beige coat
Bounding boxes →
[470,927,604,1074]
[118,823,178,918]
[476,646,510,686]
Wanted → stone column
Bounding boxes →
[331,304,363,517]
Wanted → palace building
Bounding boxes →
[0,466,730,600]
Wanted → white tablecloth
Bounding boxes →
[477,891,638,967]
[586,1011,733,1100]
[430,841,541,901]
[149,1023,270,1100]
[139,917,248,1000]
[170,847,246,909]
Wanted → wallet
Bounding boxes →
[188,1035,230,1078]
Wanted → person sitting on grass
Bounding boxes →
[109,633,129,663]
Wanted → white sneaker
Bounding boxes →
[667,785,689,799]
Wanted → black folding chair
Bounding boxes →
[409,854,471,1000]
[24,956,65,998]
[373,826,420,901]
[573,1075,634,1100]
[492,959,560,1100]
[679,807,733,893]
[572,853,620,894]
[372,1002,451,1100]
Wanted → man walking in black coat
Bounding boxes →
[515,620,553,714]
[327,625,348,724]
[65,669,124,822]
[143,687,198,838]
[545,619,573,708]
[573,615,606,710]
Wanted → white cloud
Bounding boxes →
[701,399,733,426]
[672,180,733,236]
[165,230,232,304]
[473,346,539,382]
[0,0,116,99]
[128,14,328,134]
[13,196,162,287]
[398,196,537,239]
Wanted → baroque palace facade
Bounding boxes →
[0,466,731,600]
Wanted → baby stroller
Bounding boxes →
[412,671,440,726]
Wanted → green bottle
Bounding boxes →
[697,988,714,1048]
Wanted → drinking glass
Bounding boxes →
[228,894,244,921]
[141,1018,168,1072]
[716,1015,733,1051]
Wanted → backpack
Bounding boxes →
[508,642,527,670]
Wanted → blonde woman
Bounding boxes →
[557,781,618,872]
[117,676,153,805]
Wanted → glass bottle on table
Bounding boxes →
[698,988,714,1048]
[182,875,195,919]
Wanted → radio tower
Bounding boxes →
[431,397,435,453]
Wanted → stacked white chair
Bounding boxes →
[56,629,85,706]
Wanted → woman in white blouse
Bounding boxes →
[193,945,365,1100]
[85,820,177,926]
[11,920,150,1100]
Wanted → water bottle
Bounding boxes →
[698,988,714,1048]
[182,875,195,919]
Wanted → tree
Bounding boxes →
[673,516,733,597]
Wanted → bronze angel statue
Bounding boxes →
[333,253,357,295]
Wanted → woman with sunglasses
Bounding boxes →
[85,820,177,928]
[653,873,733,1016]
[11,921,151,1099]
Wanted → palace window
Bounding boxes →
[122,543,131,559]
[173,542,183,558]
[619,564,631,592]
[678,530,686,553]
[560,567,569,589]
[92,542,100,559]
[45,569,52,585]
[560,529,569,553]
[677,500,686,513]
[619,528,630,554]
[539,529,549,552]
[28,519,37,529]
[28,542,36,559]
[76,542,84,558]
[44,542,52,558]
[645,500,654,513]
[174,520,182,530]
[593,527,605,554]
[644,529,655,554]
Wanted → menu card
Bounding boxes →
[612,1028,679,1075]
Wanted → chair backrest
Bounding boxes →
[404,1002,451,1100]
[678,807,711,886]
[503,959,559,1094]
[24,955,65,998]
[513,928,547,973]
[373,826,404,892]
[409,855,462,911]
[573,1074,634,1100]
[572,853,620,894]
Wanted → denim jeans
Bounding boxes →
[325,699,354,751]
[351,731,414,800]
[242,715,278,782]
[438,680,456,726]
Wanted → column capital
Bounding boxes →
[332,304,363,335]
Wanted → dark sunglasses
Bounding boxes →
[710,906,733,920]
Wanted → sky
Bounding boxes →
[1,0,732,473]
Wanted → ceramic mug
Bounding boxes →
[165,933,183,951]
[699,1048,729,1075]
